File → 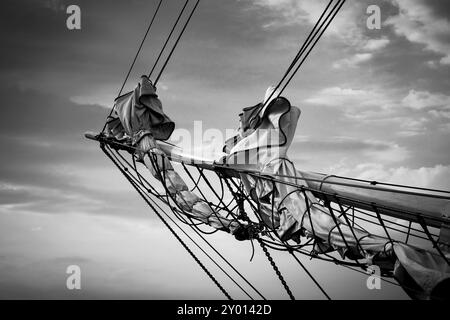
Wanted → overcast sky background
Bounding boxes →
[0,0,449,299]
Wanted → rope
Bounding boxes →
[328,174,450,195]
[149,0,190,79]
[111,147,267,299]
[91,138,450,201]
[417,216,450,266]
[337,261,438,297]
[262,0,334,107]
[101,145,233,300]
[116,152,256,299]
[288,251,331,300]
[154,0,201,85]
[101,0,164,133]
[335,199,365,263]
[215,163,450,201]
[94,135,449,299]
[278,0,346,97]
[117,0,163,97]
[257,238,295,300]
[234,175,329,300]
[177,168,266,299]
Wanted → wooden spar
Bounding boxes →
[84,131,221,171]
[300,171,450,229]
[85,131,450,229]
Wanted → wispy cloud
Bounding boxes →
[333,53,373,68]
[402,89,450,110]
[363,37,391,51]
[333,38,390,69]
[0,0,448,299]
[304,86,450,138]
[304,86,392,110]
[386,0,450,65]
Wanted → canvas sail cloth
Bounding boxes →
[105,76,240,234]
[224,87,450,299]
[105,76,175,144]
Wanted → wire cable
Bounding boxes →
[101,0,164,133]
[154,0,201,85]
[149,0,191,79]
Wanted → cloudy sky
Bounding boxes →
[0,0,449,299]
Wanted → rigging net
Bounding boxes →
[90,133,450,300]
[88,0,450,300]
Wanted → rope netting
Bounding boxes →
[88,0,450,300]
[93,134,449,299]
